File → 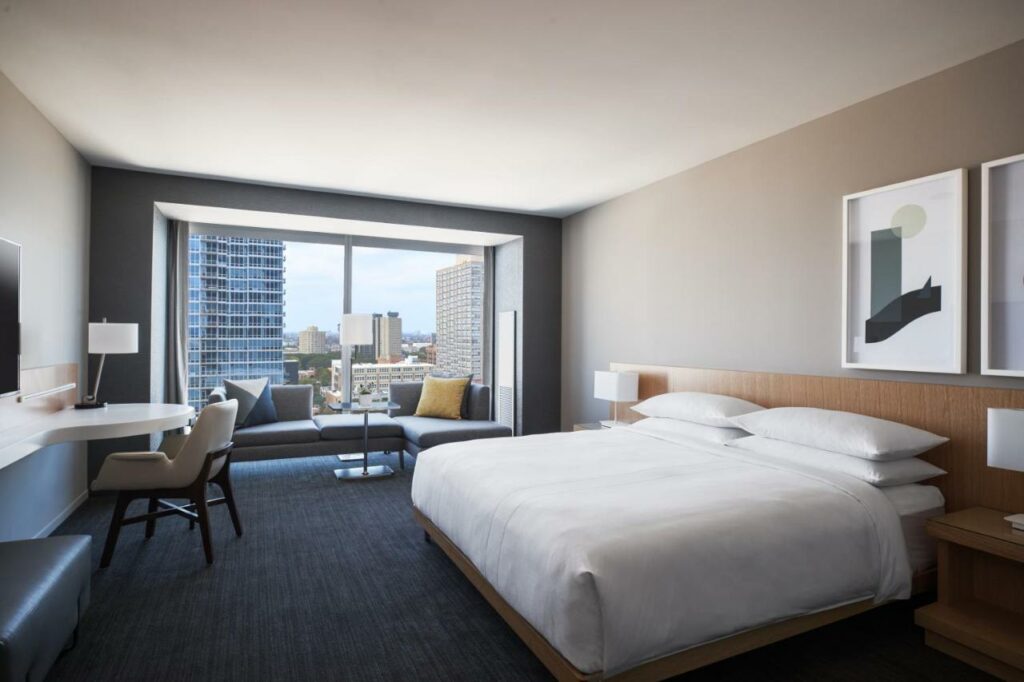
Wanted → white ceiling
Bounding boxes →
[2,1,1023,217]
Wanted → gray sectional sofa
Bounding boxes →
[208,381,511,463]
[388,382,511,454]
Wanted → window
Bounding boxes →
[347,247,485,400]
[187,229,486,412]
[281,241,345,412]
[187,235,286,410]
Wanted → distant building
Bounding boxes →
[283,359,299,384]
[331,358,433,399]
[187,234,285,410]
[424,344,437,364]
[436,256,483,379]
[373,312,403,363]
[298,325,328,354]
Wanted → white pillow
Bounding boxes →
[631,392,764,428]
[727,436,946,487]
[730,407,948,461]
[629,417,749,445]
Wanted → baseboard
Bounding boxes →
[34,488,89,538]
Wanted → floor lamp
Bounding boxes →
[340,313,373,403]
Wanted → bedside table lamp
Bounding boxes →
[76,319,138,409]
[987,407,1024,526]
[594,370,639,428]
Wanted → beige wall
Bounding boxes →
[562,40,1024,429]
[0,70,90,539]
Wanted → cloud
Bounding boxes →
[284,243,460,333]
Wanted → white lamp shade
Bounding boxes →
[88,322,138,354]
[341,314,373,345]
[594,370,639,402]
[988,408,1024,473]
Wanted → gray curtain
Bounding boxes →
[165,220,189,405]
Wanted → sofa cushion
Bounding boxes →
[0,536,91,682]
[414,375,470,420]
[232,419,321,448]
[224,378,278,428]
[388,382,423,417]
[270,385,314,422]
[430,372,474,417]
[314,414,403,440]
[393,416,511,450]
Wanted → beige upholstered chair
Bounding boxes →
[92,399,241,567]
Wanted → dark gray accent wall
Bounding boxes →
[89,168,561,473]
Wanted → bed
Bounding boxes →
[408,362,1024,681]
[412,425,937,680]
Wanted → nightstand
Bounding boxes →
[914,507,1024,679]
[573,422,605,432]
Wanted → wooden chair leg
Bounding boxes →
[218,478,243,537]
[194,492,214,565]
[145,497,158,539]
[100,494,131,568]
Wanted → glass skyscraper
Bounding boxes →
[187,234,285,409]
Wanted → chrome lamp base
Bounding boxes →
[334,465,394,480]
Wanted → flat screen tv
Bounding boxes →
[0,238,20,397]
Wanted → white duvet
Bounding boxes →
[411,427,911,675]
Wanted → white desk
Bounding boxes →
[0,403,195,471]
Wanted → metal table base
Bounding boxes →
[331,401,399,481]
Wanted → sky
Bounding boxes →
[283,242,459,334]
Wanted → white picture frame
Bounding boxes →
[981,152,1024,377]
[841,169,966,373]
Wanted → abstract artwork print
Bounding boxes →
[843,170,965,373]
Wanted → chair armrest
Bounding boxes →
[92,451,176,492]
[107,451,169,462]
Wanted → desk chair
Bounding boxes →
[92,399,241,567]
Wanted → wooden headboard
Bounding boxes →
[610,362,1024,513]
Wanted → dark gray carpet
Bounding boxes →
[48,454,992,681]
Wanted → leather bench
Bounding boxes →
[0,535,91,682]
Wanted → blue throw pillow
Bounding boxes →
[224,378,278,428]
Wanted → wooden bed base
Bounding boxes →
[414,507,935,682]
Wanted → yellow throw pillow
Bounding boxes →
[414,375,470,420]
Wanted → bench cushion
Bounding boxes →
[392,416,511,450]
[314,414,403,440]
[0,535,91,682]
[232,419,320,448]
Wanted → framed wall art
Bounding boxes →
[842,169,966,373]
[981,152,1024,377]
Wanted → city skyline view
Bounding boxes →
[187,234,485,410]
[283,242,461,334]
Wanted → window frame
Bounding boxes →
[186,222,493,405]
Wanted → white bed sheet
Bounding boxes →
[881,484,945,572]
[411,426,912,675]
